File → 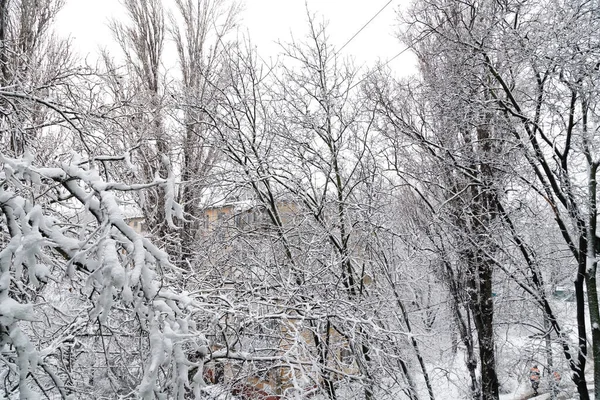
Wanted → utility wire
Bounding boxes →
[348,43,415,90]
[348,11,458,91]
[347,2,478,91]
[337,0,394,55]
[252,0,461,93]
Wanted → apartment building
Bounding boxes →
[120,196,361,396]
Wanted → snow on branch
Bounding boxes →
[0,152,206,399]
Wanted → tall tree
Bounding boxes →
[369,2,506,395]
[0,0,75,157]
[170,0,239,267]
[371,0,600,398]
[110,0,172,240]
[199,15,439,399]
[474,0,600,397]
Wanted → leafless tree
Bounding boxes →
[0,0,77,157]
[109,0,171,240]
[169,0,240,266]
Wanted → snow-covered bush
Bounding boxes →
[0,152,206,399]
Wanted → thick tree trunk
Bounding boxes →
[574,260,590,400]
[586,161,600,400]
[587,274,600,400]
[442,259,480,398]
[179,121,199,268]
[467,257,499,400]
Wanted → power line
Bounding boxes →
[337,0,394,55]
[347,3,478,91]
[348,15,454,91]
[349,45,413,91]
[253,1,463,93]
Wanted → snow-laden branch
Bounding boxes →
[0,152,203,399]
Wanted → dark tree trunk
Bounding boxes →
[467,258,498,400]
[444,260,480,398]
[575,254,590,400]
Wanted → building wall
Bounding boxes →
[125,216,145,234]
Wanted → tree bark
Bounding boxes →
[467,256,498,400]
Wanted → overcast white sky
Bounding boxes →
[56,0,415,75]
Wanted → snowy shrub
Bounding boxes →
[0,153,207,399]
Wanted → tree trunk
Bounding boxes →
[543,312,556,400]
[586,160,600,400]
[575,257,590,400]
[466,256,498,400]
